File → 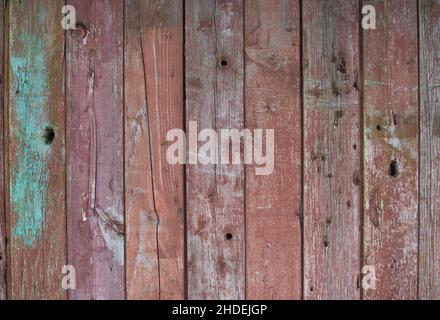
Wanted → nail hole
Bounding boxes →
[43,126,55,145]
[353,144,357,150]
[310,287,314,292]
[388,159,399,177]
[221,60,228,66]
[225,233,233,240]
[376,125,381,131]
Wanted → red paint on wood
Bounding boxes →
[124,0,185,300]
[186,0,245,299]
[362,0,419,300]
[303,0,361,299]
[244,0,302,300]
[66,0,124,300]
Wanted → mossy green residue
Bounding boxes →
[10,34,52,246]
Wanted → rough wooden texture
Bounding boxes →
[66,0,124,300]
[244,0,302,300]
[124,0,185,300]
[0,0,6,301]
[362,0,419,300]
[419,0,440,300]
[303,0,361,300]
[7,0,66,299]
[186,0,245,300]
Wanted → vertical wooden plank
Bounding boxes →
[124,0,185,300]
[303,0,361,300]
[244,0,302,299]
[186,0,245,299]
[0,0,6,300]
[7,0,66,299]
[66,0,124,299]
[363,0,418,300]
[419,0,440,300]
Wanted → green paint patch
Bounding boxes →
[10,34,52,246]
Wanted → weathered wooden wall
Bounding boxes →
[0,0,439,300]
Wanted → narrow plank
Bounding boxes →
[303,0,361,300]
[244,0,302,299]
[419,0,440,300]
[0,0,6,300]
[186,0,245,299]
[124,0,185,300]
[66,0,124,299]
[7,0,66,299]
[362,0,419,299]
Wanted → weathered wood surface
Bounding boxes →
[244,0,302,300]
[419,0,440,300]
[124,0,185,300]
[7,0,66,299]
[362,0,419,300]
[66,0,124,300]
[0,0,6,301]
[303,0,361,300]
[185,0,245,300]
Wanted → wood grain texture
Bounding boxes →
[303,0,361,300]
[124,0,185,300]
[0,0,6,301]
[362,0,419,300]
[419,0,440,300]
[7,0,66,299]
[185,0,245,300]
[66,0,124,300]
[244,0,302,300]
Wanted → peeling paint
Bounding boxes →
[10,34,51,246]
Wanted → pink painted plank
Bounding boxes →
[124,0,185,300]
[419,0,440,300]
[303,0,361,299]
[185,0,245,299]
[244,0,302,299]
[66,0,125,300]
[362,0,419,300]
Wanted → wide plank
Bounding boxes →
[303,0,362,300]
[124,0,185,300]
[185,0,245,300]
[7,0,66,299]
[66,0,124,300]
[244,0,302,300]
[362,0,419,300]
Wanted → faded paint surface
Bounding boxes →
[8,0,66,300]
[125,0,185,300]
[245,0,302,300]
[363,0,419,300]
[303,0,361,300]
[10,36,51,246]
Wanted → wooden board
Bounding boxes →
[124,0,185,300]
[362,0,419,300]
[185,0,245,300]
[419,0,440,300]
[303,0,361,300]
[66,0,124,300]
[0,0,6,301]
[7,0,66,299]
[244,0,302,300]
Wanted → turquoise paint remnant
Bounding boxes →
[10,33,52,246]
